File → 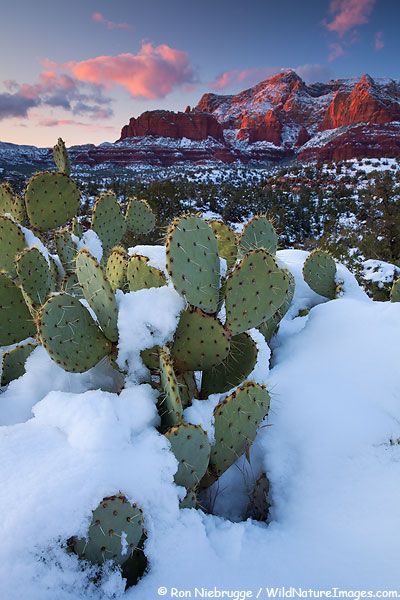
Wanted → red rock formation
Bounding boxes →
[295,126,310,147]
[120,110,224,142]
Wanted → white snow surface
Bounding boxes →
[73,229,103,263]
[0,249,400,598]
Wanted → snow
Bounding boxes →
[20,225,51,266]
[1,248,400,598]
[362,258,400,287]
[73,229,103,263]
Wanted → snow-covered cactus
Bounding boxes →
[165,422,211,490]
[158,346,183,429]
[238,214,278,257]
[208,219,238,269]
[72,495,145,567]
[24,172,80,231]
[303,249,337,299]
[127,255,166,292]
[1,342,37,386]
[259,269,295,341]
[390,278,400,302]
[52,137,71,175]
[92,192,127,255]
[106,246,128,292]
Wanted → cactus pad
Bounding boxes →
[303,250,336,299]
[0,182,26,222]
[0,273,35,345]
[127,255,166,292]
[38,293,112,372]
[166,215,220,314]
[106,246,128,292]
[61,272,84,298]
[125,198,155,235]
[259,269,295,341]
[25,172,80,230]
[390,278,400,302]
[179,490,197,509]
[209,220,237,269]
[55,230,77,274]
[72,217,83,238]
[171,308,230,372]
[1,342,36,386]
[140,345,160,371]
[92,192,127,254]
[200,332,258,397]
[165,423,211,490]
[0,216,26,277]
[239,215,278,256]
[202,382,270,486]
[158,347,183,429]
[16,247,55,309]
[52,138,70,175]
[177,371,197,408]
[73,495,144,566]
[76,249,119,342]
[225,249,290,335]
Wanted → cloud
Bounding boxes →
[64,43,195,99]
[0,71,113,122]
[374,30,384,50]
[210,64,331,91]
[324,0,376,37]
[328,42,346,61]
[39,117,115,130]
[91,12,132,31]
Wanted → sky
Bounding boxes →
[0,0,399,147]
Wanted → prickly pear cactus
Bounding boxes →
[0,182,26,223]
[92,192,127,255]
[171,308,230,372]
[179,490,197,509]
[158,347,183,429]
[71,217,83,238]
[76,249,119,342]
[209,220,237,269]
[303,249,337,299]
[390,278,400,302]
[38,293,112,372]
[200,332,258,397]
[55,229,77,274]
[1,342,37,386]
[202,382,270,487]
[106,246,128,292]
[0,273,36,345]
[177,371,197,408]
[225,249,290,335]
[24,172,80,230]
[238,215,278,257]
[140,345,160,371]
[72,495,145,566]
[127,255,166,292]
[166,215,220,314]
[165,423,211,490]
[125,198,155,235]
[0,215,26,277]
[61,272,83,298]
[53,138,71,175]
[16,247,55,309]
[259,269,295,341]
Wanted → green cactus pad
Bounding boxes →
[179,490,197,509]
[202,381,270,487]
[52,138,71,175]
[61,272,84,299]
[158,347,183,429]
[38,293,112,372]
[208,220,237,269]
[0,182,27,223]
[127,255,166,292]
[238,215,278,257]
[171,308,230,372]
[25,172,80,231]
[259,269,295,341]
[225,249,290,335]
[0,273,36,345]
[303,250,337,299]
[16,247,55,309]
[92,192,126,254]
[140,345,160,371]
[73,495,144,566]
[200,332,258,397]
[71,217,83,238]
[177,371,197,408]
[106,246,128,292]
[55,229,77,274]
[1,342,36,386]
[247,472,270,521]
[125,198,155,235]
[76,249,119,342]
[166,215,220,314]
[0,216,26,277]
[390,278,400,302]
[165,423,211,490]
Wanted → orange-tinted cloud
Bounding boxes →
[324,0,376,37]
[39,117,115,131]
[91,12,132,31]
[64,43,195,99]
[374,30,384,50]
[328,42,346,61]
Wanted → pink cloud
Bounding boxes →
[39,117,115,131]
[324,0,376,37]
[374,30,384,50]
[64,43,195,99]
[328,42,346,61]
[92,12,132,31]
[210,64,331,91]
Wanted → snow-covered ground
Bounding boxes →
[1,250,400,599]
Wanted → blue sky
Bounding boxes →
[0,0,398,146]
